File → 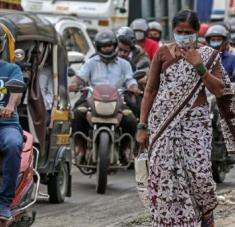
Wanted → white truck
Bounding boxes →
[21,0,129,38]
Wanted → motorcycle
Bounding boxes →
[0,79,40,227]
[73,84,136,194]
[209,95,235,183]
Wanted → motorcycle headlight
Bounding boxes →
[94,101,117,116]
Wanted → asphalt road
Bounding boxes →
[31,164,235,227]
[32,167,145,227]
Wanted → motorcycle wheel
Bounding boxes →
[96,131,110,194]
[212,164,226,183]
[48,162,69,203]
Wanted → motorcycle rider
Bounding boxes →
[0,26,24,220]
[205,24,235,165]
[116,27,150,72]
[116,26,150,117]
[147,21,163,46]
[205,24,235,82]
[69,29,140,163]
[130,18,159,60]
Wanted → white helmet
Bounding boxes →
[148,21,163,32]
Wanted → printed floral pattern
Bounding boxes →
[148,46,218,227]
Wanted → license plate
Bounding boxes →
[56,134,70,145]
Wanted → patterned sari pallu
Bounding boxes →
[147,46,222,227]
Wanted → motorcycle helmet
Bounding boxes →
[130,19,148,41]
[148,21,163,41]
[94,29,118,61]
[205,25,228,49]
[148,21,163,33]
[130,18,148,32]
[116,26,135,48]
[205,25,228,41]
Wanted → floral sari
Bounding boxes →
[148,46,220,227]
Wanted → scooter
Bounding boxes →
[0,80,40,227]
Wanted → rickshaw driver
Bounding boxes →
[0,27,24,220]
[69,29,141,163]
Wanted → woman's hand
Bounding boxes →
[179,43,203,67]
[136,129,149,148]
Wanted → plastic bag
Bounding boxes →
[134,150,149,208]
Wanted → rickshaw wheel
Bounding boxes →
[47,162,69,203]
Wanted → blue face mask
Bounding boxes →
[209,40,223,49]
[174,33,197,45]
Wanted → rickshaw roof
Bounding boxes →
[0,10,57,43]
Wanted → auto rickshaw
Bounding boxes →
[0,10,73,204]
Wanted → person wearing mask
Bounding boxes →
[147,21,163,46]
[69,29,140,164]
[130,18,159,60]
[0,27,24,220]
[205,24,235,82]
[136,9,225,226]
[116,26,150,117]
[116,26,150,71]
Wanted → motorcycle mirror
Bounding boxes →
[133,70,146,80]
[119,7,127,14]
[5,79,26,93]
[68,51,85,65]
[68,67,76,77]
[136,61,149,70]
[14,49,25,63]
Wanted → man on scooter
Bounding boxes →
[69,29,141,164]
[0,27,24,220]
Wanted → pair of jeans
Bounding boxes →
[0,126,22,207]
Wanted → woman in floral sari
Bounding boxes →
[136,10,225,227]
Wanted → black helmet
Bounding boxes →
[0,26,6,53]
[94,29,117,61]
[205,25,228,41]
[116,26,135,48]
[130,18,148,32]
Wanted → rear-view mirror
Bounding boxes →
[119,7,127,14]
[14,49,25,63]
[133,70,146,80]
[68,51,85,64]
[68,67,76,77]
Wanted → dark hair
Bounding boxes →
[172,9,200,31]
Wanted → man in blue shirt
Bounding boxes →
[69,30,140,164]
[0,27,24,220]
[205,24,235,82]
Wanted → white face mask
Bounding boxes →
[209,40,223,49]
[135,31,145,41]
[173,33,197,45]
